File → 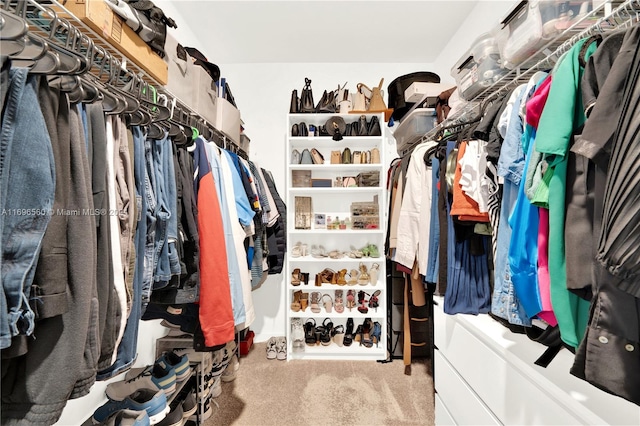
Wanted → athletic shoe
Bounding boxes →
[107,364,176,401]
[221,355,238,383]
[95,409,150,426]
[210,376,222,398]
[181,391,197,418]
[156,351,190,382]
[188,394,213,422]
[155,403,183,426]
[92,389,169,425]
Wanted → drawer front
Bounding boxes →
[435,393,456,426]
[434,350,500,425]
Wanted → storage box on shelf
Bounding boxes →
[392,108,438,153]
[286,113,387,361]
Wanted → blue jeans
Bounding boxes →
[141,137,157,309]
[0,68,55,349]
[426,158,440,284]
[97,126,146,379]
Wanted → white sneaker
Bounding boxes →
[266,337,277,360]
[106,364,176,401]
[221,355,239,382]
[276,337,287,361]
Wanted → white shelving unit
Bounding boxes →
[285,113,387,361]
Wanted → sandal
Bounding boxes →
[371,321,382,347]
[360,318,373,348]
[322,294,333,313]
[291,242,308,258]
[334,290,344,313]
[291,268,301,286]
[332,325,345,346]
[348,246,363,258]
[328,250,344,259]
[357,291,369,314]
[300,292,309,312]
[310,292,321,314]
[343,318,355,347]
[304,318,317,346]
[357,263,370,285]
[369,290,381,312]
[336,269,348,285]
[291,318,305,349]
[346,290,356,311]
[369,263,380,285]
[291,290,302,312]
[319,318,333,346]
[367,244,380,258]
[347,269,359,285]
[311,244,328,258]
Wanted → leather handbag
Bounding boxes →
[352,86,367,112]
[311,148,324,164]
[300,78,315,113]
[371,147,380,164]
[290,89,300,113]
[357,115,368,136]
[316,90,336,113]
[367,116,382,136]
[291,123,299,137]
[352,151,362,164]
[341,147,352,164]
[299,122,309,137]
[300,149,313,164]
[338,86,352,114]
[291,149,302,164]
[331,150,342,164]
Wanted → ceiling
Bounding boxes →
[166,1,487,64]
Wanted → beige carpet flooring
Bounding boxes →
[204,342,435,426]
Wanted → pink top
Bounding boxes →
[536,207,558,326]
[526,77,552,129]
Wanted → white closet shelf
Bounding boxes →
[289,257,383,264]
[290,344,386,360]
[289,187,382,194]
[288,229,382,235]
[288,284,382,290]
[289,311,385,320]
[289,164,381,171]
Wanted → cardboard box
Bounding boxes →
[61,0,168,85]
[212,97,241,145]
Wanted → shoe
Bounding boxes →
[322,293,333,313]
[343,318,355,347]
[276,336,287,360]
[106,364,176,401]
[300,292,309,312]
[359,318,373,348]
[357,263,370,285]
[371,321,382,348]
[336,269,348,285]
[346,290,356,312]
[304,318,317,346]
[347,269,359,285]
[369,263,380,285]
[291,290,302,312]
[334,290,344,314]
[291,268,301,286]
[155,403,183,426]
[291,124,299,137]
[291,318,305,350]
[328,250,344,259]
[332,325,345,347]
[221,354,239,382]
[181,391,197,419]
[348,246,363,258]
[301,272,310,285]
[369,290,381,312]
[188,394,213,422]
[319,318,333,346]
[311,244,328,258]
[210,376,222,398]
[93,389,169,425]
[367,244,380,258]
[96,409,150,426]
[310,292,321,313]
[156,351,190,382]
[357,291,369,314]
[291,242,308,257]
[266,337,277,360]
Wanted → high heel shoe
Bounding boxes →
[369,290,381,312]
[291,268,301,286]
[336,269,348,285]
[371,321,382,347]
[334,290,344,314]
[343,318,355,347]
[304,318,317,346]
[357,263,370,285]
[310,292,321,314]
[311,244,328,258]
[291,290,302,312]
[346,290,356,311]
[357,290,369,314]
[369,263,380,285]
[347,269,359,285]
[332,325,345,346]
[359,318,373,348]
[319,318,333,346]
[348,246,363,258]
[300,292,309,312]
[322,294,333,313]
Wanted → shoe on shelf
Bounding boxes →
[371,321,382,348]
[181,391,197,419]
[221,355,239,382]
[347,269,359,285]
[369,263,380,285]
[369,290,381,312]
[348,246,363,258]
[96,409,150,426]
[311,244,328,258]
[291,242,307,258]
[366,244,380,258]
[266,337,278,360]
[328,250,344,259]
[343,318,355,347]
[188,394,213,422]
[322,294,333,313]
[346,290,356,311]
[93,389,169,426]
[291,290,302,312]
[156,351,190,382]
[319,318,333,346]
[336,269,348,285]
[106,363,176,401]
[155,402,183,426]
[300,292,309,312]
[291,268,301,286]
[304,318,317,346]
[291,318,305,350]
[276,336,287,360]
[310,292,322,314]
[357,291,369,314]
[334,290,344,314]
[332,325,345,347]
[357,263,370,285]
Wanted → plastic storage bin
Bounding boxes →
[496,1,593,69]
[451,32,508,101]
[392,108,437,150]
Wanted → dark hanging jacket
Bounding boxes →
[262,169,286,274]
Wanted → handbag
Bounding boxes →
[367,116,382,136]
[357,115,368,136]
[338,85,352,114]
[342,176,357,187]
[371,147,380,164]
[299,122,309,137]
[290,89,300,113]
[331,150,342,164]
[311,148,324,164]
[300,149,313,164]
[341,147,352,164]
[352,85,367,112]
[300,78,315,113]
[316,90,336,113]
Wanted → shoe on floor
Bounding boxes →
[107,364,176,401]
[266,337,277,360]
[276,336,287,361]
[93,389,169,425]
[156,351,190,382]
[95,409,150,426]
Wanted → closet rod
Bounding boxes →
[2,0,242,151]
[404,0,634,156]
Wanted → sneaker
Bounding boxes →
[181,391,197,418]
[93,389,169,425]
[275,336,287,361]
[155,403,183,426]
[221,355,238,383]
[210,376,222,398]
[156,351,190,382]
[96,409,150,426]
[107,364,176,401]
[188,394,213,422]
[266,337,277,360]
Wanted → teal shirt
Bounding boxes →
[534,38,598,348]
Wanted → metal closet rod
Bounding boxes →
[404,0,639,155]
[2,0,241,150]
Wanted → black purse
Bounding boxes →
[300,78,315,113]
[316,90,336,113]
[367,116,382,136]
[290,89,299,113]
